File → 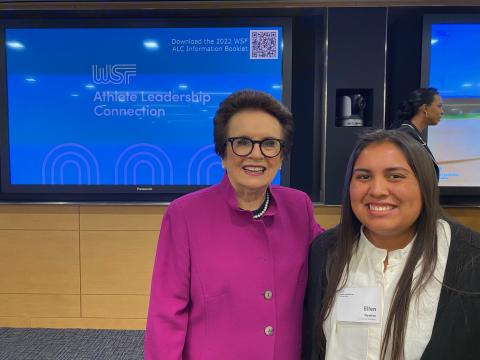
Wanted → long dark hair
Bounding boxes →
[318,129,446,360]
[390,87,440,129]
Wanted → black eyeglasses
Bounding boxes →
[226,137,285,158]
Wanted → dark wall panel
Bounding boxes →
[290,14,325,200]
[323,7,387,204]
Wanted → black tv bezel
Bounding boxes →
[421,14,480,205]
[0,17,292,202]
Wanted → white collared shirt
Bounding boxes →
[323,220,451,360]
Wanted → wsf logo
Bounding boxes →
[92,64,137,85]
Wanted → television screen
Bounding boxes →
[422,15,480,193]
[0,21,290,197]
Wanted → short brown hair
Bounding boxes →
[213,90,294,158]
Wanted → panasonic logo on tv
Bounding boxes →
[92,64,137,85]
[136,187,153,191]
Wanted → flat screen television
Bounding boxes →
[0,19,291,201]
[421,14,480,202]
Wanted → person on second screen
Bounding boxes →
[390,87,444,179]
[144,90,324,360]
[304,129,480,360]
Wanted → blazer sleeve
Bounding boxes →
[144,201,191,360]
[421,221,480,360]
[303,228,337,360]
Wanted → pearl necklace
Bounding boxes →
[252,191,270,219]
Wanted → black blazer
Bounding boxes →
[303,220,480,360]
[397,122,440,180]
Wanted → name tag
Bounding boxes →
[337,287,381,323]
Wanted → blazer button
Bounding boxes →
[264,326,274,336]
[264,290,273,300]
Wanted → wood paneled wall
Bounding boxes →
[0,204,478,329]
[0,204,160,330]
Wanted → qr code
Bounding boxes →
[250,30,279,60]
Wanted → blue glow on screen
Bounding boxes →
[427,23,480,187]
[6,27,283,186]
[430,24,480,97]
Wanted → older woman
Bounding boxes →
[304,130,480,360]
[390,87,444,179]
[145,90,323,360]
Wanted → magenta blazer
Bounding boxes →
[144,174,323,360]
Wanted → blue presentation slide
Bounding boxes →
[5,27,283,186]
[427,23,480,187]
